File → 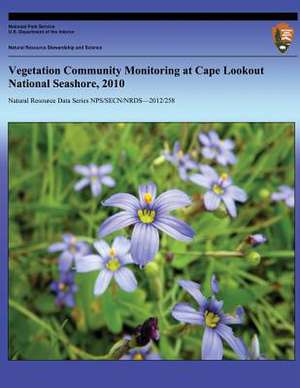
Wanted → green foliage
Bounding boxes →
[9,122,294,360]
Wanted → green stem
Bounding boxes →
[9,299,149,360]
[170,250,294,259]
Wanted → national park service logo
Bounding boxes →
[272,23,295,53]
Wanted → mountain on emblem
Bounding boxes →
[272,23,295,53]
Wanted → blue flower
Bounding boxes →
[48,233,90,272]
[50,271,77,308]
[74,163,116,197]
[120,337,161,360]
[164,141,198,181]
[172,275,247,360]
[271,185,294,208]
[247,234,267,247]
[76,236,137,295]
[199,130,237,166]
[99,183,195,266]
[190,165,247,217]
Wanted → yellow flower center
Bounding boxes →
[144,192,153,204]
[176,150,184,159]
[205,311,220,328]
[138,209,156,224]
[212,184,224,195]
[109,247,116,257]
[106,258,120,272]
[220,173,229,181]
[133,353,144,361]
[58,283,66,291]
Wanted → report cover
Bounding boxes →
[1,1,299,388]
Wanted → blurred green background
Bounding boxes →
[9,122,294,360]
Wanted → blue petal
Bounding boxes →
[178,166,188,181]
[74,165,90,176]
[119,253,134,265]
[154,215,194,242]
[203,191,221,211]
[114,267,137,292]
[112,236,131,257]
[209,296,224,314]
[222,194,237,217]
[101,176,116,187]
[208,131,220,145]
[211,274,220,294]
[173,141,181,154]
[172,302,203,325]
[271,192,286,201]
[91,179,102,197]
[98,211,136,238]
[98,164,113,175]
[64,293,76,308]
[189,173,212,189]
[222,139,235,150]
[102,193,140,212]
[178,280,206,306]
[222,313,243,325]
[94,269,113,295]
[199,164,219,181]
[226,185,247,202]
[225,150,237,165]
[144,352,161,360]
[130,223,159,266]
[216,153,228,166]
[198,133,211,146]
[138,182,157,206]
[58,251,73,271]
[154,189,192,214]
[202,147,216,160]
[74,178,89,191]
[286,195,294,208]
[94,240,110,258]
[48,242,67,253]
[76,255,103,272]
[216,323,248,359]
[278,185,292,194]
[202,327,223,360]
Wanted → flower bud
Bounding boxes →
[153,155,166,166]
[246,251,261,266]
[259,189,270,200]
[246,234,267,247]
[135,317,159,346]
[144,262,160,276]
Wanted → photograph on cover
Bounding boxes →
[9,123,295,360]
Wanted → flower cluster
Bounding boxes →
[49,233,89,308]
[44,128,291,360]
